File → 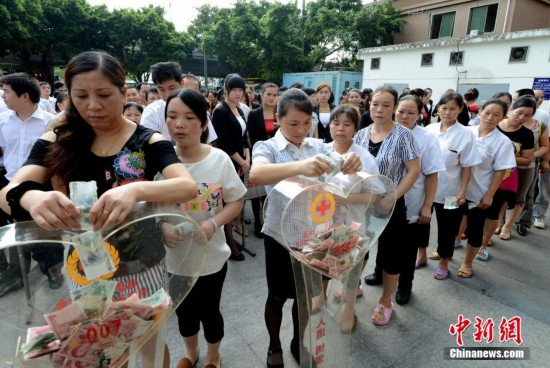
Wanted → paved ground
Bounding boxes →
[1,202,549,367]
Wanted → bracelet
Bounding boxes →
[208,217,218,231]
[6,181,45,221]
[156,219,168,230]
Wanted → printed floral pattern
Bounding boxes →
[182,183,223,213]
[113,148,146,184]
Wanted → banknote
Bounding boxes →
[44,303,88,340]
[69,181,98,231]
[70,280,117,318]
[72,230,116,280]
[139,288,171,316]
[22,325,61,359]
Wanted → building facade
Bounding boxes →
[358,0,550,108]
[394,0,550,44]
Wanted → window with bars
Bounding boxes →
[430,12,455,39]
[467,3,498,34]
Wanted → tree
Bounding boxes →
[259,3,311,82]
[202,0,263,77]
[303,0,363,69]
[187,4,222,47]
[356,0,404,48]
[103,6,194,82]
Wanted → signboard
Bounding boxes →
[533,78,550,100]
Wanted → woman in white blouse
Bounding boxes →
[461,99,516,274]
[395,95,445,304]
[425,93,481,279]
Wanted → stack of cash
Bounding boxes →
[21,280,171,367]
[295,222,364,278]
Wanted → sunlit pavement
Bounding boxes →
[1,203,549,367]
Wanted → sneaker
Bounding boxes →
[516,224,528,236]
[533,218,545,229]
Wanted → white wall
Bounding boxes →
[358,28,550,111]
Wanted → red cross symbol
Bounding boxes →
[317,198,331,216]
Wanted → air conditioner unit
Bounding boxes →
[469,30,484,36]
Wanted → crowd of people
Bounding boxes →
[0,50,549,368]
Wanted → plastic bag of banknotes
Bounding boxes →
[0,202,207,367]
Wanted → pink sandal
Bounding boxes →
[372,302,393,326]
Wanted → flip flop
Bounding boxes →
[454,241,463,249]
[457,265,474,278]
[475,249,489,261]
[415,260,428,269]
[434,267,449,280]
[428,252,441,260]
[372,302,393,326]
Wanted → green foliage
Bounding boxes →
[356,0,404,48]
[188,0,402,81]
[3,0,195,83]
[2,0,403,84]
[102,6,194,82]
[303,0,363,68]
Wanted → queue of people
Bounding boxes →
[0,49,549,368]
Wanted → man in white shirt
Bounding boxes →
[0,73,60,296]
[0,90,7,113]
[141,62,217,143]
[533,89,549,125]
[38,81,56,114]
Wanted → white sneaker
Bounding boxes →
[533,218,545,229]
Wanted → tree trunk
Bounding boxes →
[41,44,55,85]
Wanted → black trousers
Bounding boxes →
[434,203,465,259]
[175,262,227,343]
[373,197,408,276]
[398,222,430,291]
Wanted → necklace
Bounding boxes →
[95,135,124,157]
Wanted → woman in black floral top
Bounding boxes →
[0,51,196,368]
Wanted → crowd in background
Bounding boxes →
[0,52,549,368]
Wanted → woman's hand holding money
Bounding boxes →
[341,153,362,174]
[299,155,330,177]
[159,222,185,248]
[22,190,81,231]
[90,184,138,231]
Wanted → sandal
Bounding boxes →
[475,249,489,261]
[176,357,199,368]
[428,252,441,260]
[457,265,474,278]
[415,259,428,269]
[499,228,511,240]
[340,312,357,333]
[333,286,363,302]
[266,348,284,368]
[372,302,393,326]
[433,267,449,280]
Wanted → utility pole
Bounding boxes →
[203,49,208,91]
